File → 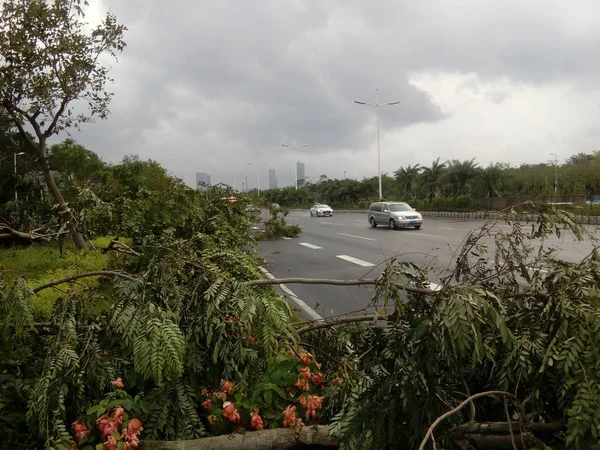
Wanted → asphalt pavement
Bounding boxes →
[258,210,599,319]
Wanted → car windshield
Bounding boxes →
[317,204,330,208]
[389,203,412,212]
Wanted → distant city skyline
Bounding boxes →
[269,168,278,190]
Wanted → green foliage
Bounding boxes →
[261,205,301,239]
[326,206,600,449]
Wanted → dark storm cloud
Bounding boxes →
[70,0,600,184]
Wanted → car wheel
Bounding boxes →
[310,211,313,217]
[389,218,396,230]
[369,217,377,228]
[414,225,421,229]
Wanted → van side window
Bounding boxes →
[370,204,381,212]
[382,205,389,212]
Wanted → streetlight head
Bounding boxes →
[300,144,308,148]
[354,100,366,105]
[388,101,400,105]
[247,162,253,166]
[281,143,289,147]
[16,152,26,156]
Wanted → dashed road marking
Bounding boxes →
[337,233,377,242]
[258,267,322,321]
[336,255,375,267]
[299,242,322,249]
[413,233,443,238]
[427,281,442,291]
[281,237,293,240]
[286,218,300,221]
[320,221,344,226]
[439,227,468,231]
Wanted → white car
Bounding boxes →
[310,203,333,217]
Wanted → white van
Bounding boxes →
[367,202,423,229]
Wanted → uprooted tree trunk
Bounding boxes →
[140,425,338,450]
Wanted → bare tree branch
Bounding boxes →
[247,277,436,296]
[418,391,524,450]
[32,271,136,293]
[44,96,69,137]
[297,315,389,335]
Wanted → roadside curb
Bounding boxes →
[289,209,600,225]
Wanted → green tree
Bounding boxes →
[420,158,447,200]
[393,164,421,199]
[478,163,506,197]
[445,158,480,196]
[0,0,126,249]
[48,139,106,186]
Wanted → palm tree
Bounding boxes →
[480,163,505,197]
[393,164,421,199]
[420,158,447,200]
[446,158,479,196]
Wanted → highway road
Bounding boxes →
[258,210,599,320]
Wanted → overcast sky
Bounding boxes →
[70,0,600,190]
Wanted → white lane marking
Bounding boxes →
[427,282,442,291]
[281,237,292,240]
[337,233,377,242]
[299,242,322,249]
[336,255,375,267]
[320,221,344,226]
[252,226,260,230]
[414,233,443,238]
[438,227,468,231]
[287,218,299,221]
[258,267,322,321]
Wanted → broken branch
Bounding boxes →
[32,271,136,293]
[296,314,389,335]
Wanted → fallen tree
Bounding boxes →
[140,425,337,450]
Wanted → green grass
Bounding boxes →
[0,237,128,320]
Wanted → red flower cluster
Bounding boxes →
[109,377,124,388]
[250,408,264,430]
[221,379,235,395]
[299,395,325,419]
[222,401,240,423]
[282,405,304,428]
[72,420,91,442]
[96,403,143,450]
[298,349,313,365]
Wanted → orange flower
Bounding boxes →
[215,391,227,401]
[201,399,213,410]
[97,415,118,438]
[69,440,77,450]
[282,405,297,428]
[201,388,209,396]
[295,377,309,391]
[208,414,218,425]
[127,418,144,437]
[222,401,240,423]
[72,420,91,441]
[103,435,118,450]
[111,406,125,426]
[221,380,234,395]
[299,349,313,365]
[249,336,256,342]
[299,367,311,379]
[311,372,323,386]
[332,377,342,385]
[304,395,325,419]
[250,408,264,430]
[110,377,124,388]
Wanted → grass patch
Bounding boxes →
[0,237,129,320]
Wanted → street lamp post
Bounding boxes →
[550,153,558,195]
[281,140,308,190]
[225,172,244,191]
[247,162,267,195]
[13,152,25,201]
[354,89,400,200]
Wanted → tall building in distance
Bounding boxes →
[268,169,278,190]
[195,172,211,191]
[296,162,305,187]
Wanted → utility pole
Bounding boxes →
[343,170,347,179]
[354,89,400,200]
[281,140,308,189]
